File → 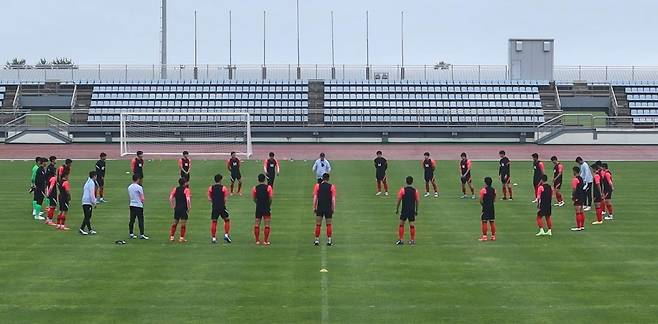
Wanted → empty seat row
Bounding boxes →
[88,115,308,123]
[93,92,308,100]
[325,86,539,94]
[629,102,658,108]
[94,85,308,93]
[625,87,658,94]
[326,80,548,86]
[325,108,543,116]
[79,79,308,85]
[326,100,541,108]
[324,115,544,124]
[89,107,308,115]
[633,117,658,123]
[631,109,658,116]
[325,93,540,100]
[91,100,309,108]
[627,94,658,101]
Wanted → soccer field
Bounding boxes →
[1,159,656,323]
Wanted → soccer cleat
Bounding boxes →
[169,236,175,242]
[583,206,592,212]
[508,197,513,201]
[179,237,187,243]
[264,241,271,246]
[99,198,107,203]
[79,229,89,235]
[570,227,582,231]
[460,195,467,199]
[326,241,333,246]
[471,195,476,199]
[34,215,46,221]
[536,229,546,236]
[39,211,44,217]
[434,192,439,198]
[314,239,320,246]
[375,192,382,196]
[256,241,261,245]
[604,215,614,220]
[139,234,149,240]
[602,211,607,215]
[395,240,404,245]
[531,199,538,203]
[502,197,508,201]
[555,201,565,207]
[478,235,488,241]
[546,229,552,236]
[491,235,496,241]
[211,237,217,244]
[424,192,431,197]
[384,192,389,196]
[89,230,97,235]
[591,221,603,225]
[408,240,416,245]
[129,234,137,239]
[224,234,232,243]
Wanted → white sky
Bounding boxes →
[1,0,656,66]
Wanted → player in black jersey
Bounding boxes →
[498,150,512,200]
[46,156,57,183]
[263,152,280,188]
[422,152,439,197]
[45,170,58,226]
[208,174,231,244]
[459,152,475,199]
[531,153,545,203]
[396,176,420,245]
[227,152,243,195]
[95,152,107,203]
[479,177,497,241]
[550,156,565,207]
[535,175,553,236]
[179,151,191,182]
[313,173,336,246]
[252,174,274,245]
[374,151,389,196]
[169,178,191,242]
[33,158,48,221]
[571,167,587,231]
[132,151,145,180]
[56,174,71,230]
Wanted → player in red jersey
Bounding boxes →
[591,164,605,225]
[498,150,512,200]
[535,175,553,236]
[571,166,587,231]
[263,152,280,188]
[550,156,565,207]
[252,174,274,245]
[45,173,59,226]
[459,152,475,199]
[601,163,615,220]
[396,176,420,245]
[479,177,497,241]
[132,151,145,179]
[169,178,191,242]
[227,152,243,195]
[208,174,231,244]
[57,159,72,182]
[313,173,336,246]
[531,153,545,203]
[422,152,439,197]
[56,174,71,230]
[179,151,191,182]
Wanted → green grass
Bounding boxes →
[1,159,657,323]
[562,111,608,127]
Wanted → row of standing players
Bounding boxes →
[28,149,615,245]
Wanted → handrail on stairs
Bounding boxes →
[609,84,619,116]
[12,84,21,112]
[554,84,562,110]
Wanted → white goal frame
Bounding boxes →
[119,111,252,158]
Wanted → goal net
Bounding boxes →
[120,112,252,157]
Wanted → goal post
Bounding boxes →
[119,112,252,158]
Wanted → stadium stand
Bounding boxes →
[87,81,309,124]
[323,80,546,125]
[625,85,658,124]
[0,86,5,106]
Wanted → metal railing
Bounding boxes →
[554,85,562,110]
[12,84,21,111]
[2,113,72,141]
[609,85,619,116]
[70,83,78,110]
[4,64,658,82]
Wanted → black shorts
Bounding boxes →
[267,174,276,186]
[424,173,435,182]
[553,180,562,190]
[604,191,613,200]
[134,172,143,179]
[59,201,69,212]
[481,210,495,221]
[573,198,584,206]
[174,209,189,220]
[96,177,105,187]
[400,212,416,222]
[34,190,45,204]
[211,208,230,220]
[500,174,510,185]
[230,171,242,182]
[537,207,552,217]
[315,209,333,219]
[594,191,603,203]
[376,173,386,182]
[130,206,144,219]
[49,197,58,207]
[180,171,190,181]
[255,208,271,219]
[461,173,472,184]
[533,178,541,188]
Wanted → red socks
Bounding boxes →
[606,202,614,215]
[315,224,322,238]
[224,220,230,235]
[481,222,488,236]
[502,187,507,198]
[508,187,513,198]
[575,213,585,228]
[596,207,603,222]
[211,220,218,238]
[409,225,415,241]
[326,224,332,238]
[254,225,260,242]
[536,216,544,228]
[398,225,404,240]
[264,225,271,242]
[556,192,563,202]
[47,207,55,220]
[490,223,496,236]
[170,224,178,237]
[180,225,187,238]
[546,217,552,229]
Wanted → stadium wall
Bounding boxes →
[539,128,658,144]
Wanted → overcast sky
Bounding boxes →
[1,0,656,66]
